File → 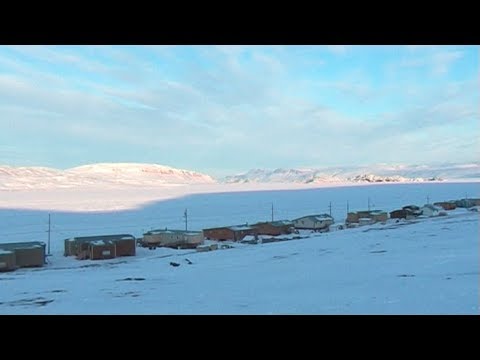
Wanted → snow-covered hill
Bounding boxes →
[1,162,479,191]
[222,163,480,184]
[0,163,215,190]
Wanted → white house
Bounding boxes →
[142,229,204,249]
[421,204,442,217]
[292,214,334,231]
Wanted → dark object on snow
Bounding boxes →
[170,262,180,267]
[185,258,193,264]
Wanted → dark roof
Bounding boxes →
[402,205,420,210]
[145,229,202,235]
[252,220,293,227]
[66,234,135,243]
[0,241,46,251]
[293,214,333,222]
[203,224,254,231]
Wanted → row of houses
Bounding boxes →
[62,197,480,256]
[2,198,478,270]
[136,215,335,247]
[0,241,46,272]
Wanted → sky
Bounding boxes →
[0,45,478,177]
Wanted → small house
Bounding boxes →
[390,209,408,219]
[359,217,375,226]
[251,220,293,236]
[453,199,477,208]
[421,204,442,217]
[112,236,136,256]
[88,240,116,260]
[433,202,457,211]
[346,210,386,224]
[143,229,204,248]
[347,211,373,224]
[0,250,16,272]
[356,210,373,219]
[292,214,334,231]
[346,212,360,224]
[0,241,46,268]
[203,224,257,242]
[369,210,388,223]
[64,234,136,258]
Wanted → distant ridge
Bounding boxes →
[0,163,215,190]
[1,162,479,191]
[221,162,480,184]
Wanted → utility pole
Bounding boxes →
[184,208,188,231]
[427,195,430,204]
[47,214,51,256]
[329,201,332,217]
[271,203,274,222]
[368,197,371,211]
[347,200,349,214]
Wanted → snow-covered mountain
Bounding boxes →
[1,162,479,191]
[222,163,480,184]
[0,163,215,190]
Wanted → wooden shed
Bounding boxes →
[369,211,388,223]
[390,209,409,219]
[203,225,257,242]
[0,241,46,268]
[251,220,293,236]
[112,236,136,256]
[65,234,136,258]
[359,218,374,226]
[434,202,457,210]
[0,250,16,272]
[89,240,116,260]
[64,238,76,256]
[453,199,477,208]
[346,212,360,224]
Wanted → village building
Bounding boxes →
[292,214,334,231]
[203,224,257,241]
[64,234,136,259]
[389,209,416,219]
[251,220,294,236]
[346,210,387,225]
[142,229,204,249]
[88,240,116,260]
[453,198,479,208]
[402,205,422,216]
[434,201,457,210]
[421,204,442,217]
[346,212,360,224]
[0,249,16,272]
[369,210,389,223]
[359,218,375,226]
[0,241,46,268]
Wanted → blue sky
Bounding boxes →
[0,45,478,177]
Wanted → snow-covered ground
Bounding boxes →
[0,182,479,314]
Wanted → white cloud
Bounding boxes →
[431,51,463,75]
[396,48,464,76]
[0,45,476,171]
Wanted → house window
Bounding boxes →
[301,220,304,224]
